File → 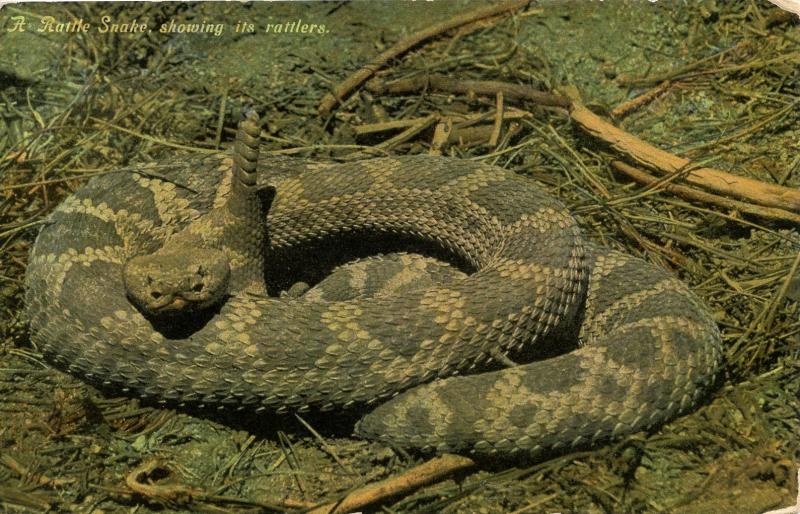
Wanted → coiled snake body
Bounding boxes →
[25,118,721,459]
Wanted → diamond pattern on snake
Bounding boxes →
[24,112,721,459]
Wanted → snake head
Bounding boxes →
[123,248,231,316]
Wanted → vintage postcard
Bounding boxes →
[1,1,799,512]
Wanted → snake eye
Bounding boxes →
[151,291,162,299]
[192,283,204,293]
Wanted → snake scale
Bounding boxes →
[24,114,721,460]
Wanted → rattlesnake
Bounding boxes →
[24,114,721,459]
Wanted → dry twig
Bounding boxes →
[363,71,800,218]
[429,119,452,156]
[306,454,476,514]
[611,161,800,224]
[488,92,505,147]
[318,0,532,115]
[569,102,800,213]
[1,454,76,487]
[124,459,315,511]
[125,459,204,504]
[367,73,570,108]
[610,80,672,119]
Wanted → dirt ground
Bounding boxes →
[1,1,799,512]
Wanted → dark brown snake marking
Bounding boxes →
[24,139,721,459]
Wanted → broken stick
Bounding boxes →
[611,161,800,224]
[306,453,476,514]
[359,71,800,217]
[570,102,800,213]
[318,0,532,115]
